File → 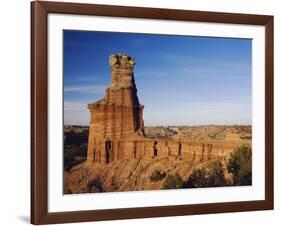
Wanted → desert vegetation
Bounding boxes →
[150,170,167,182]
[184,161,228,188]
[64,126,88,171]
[159,144,252,190]
[162,173,184,189]
[227,144,252,185]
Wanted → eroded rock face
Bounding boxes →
[87,54,144,164]
[86,54,250,166]
[64,157,197,194]
[109,54,136,90]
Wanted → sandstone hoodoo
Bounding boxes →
[87,54,144,164]
[86,54,250,166]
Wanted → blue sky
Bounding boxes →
[64,30,252,126]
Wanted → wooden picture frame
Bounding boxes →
[31,1,274,224]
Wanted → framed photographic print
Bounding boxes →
[31,1,274,225]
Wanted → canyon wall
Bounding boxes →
[89,137,244,164]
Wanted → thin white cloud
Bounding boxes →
[64,85,107,94]
[182,64,250,76]
[64,101,88,111]
[64,74,108,83]
[138,62,250,80]
[139,70,169,77]
[64,101,90,125]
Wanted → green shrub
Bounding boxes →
[162,173,184,189]
[150,170,166,182]
[184,161,227,188]
[227,144,252,185]
[87,176,103,193]
[64,143,88,171]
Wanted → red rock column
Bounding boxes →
[87,54,145,165]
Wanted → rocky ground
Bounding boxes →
[63,125,251,194]
[144,125,251,141]
[64,156,207,194]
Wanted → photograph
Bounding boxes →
[28,1,274,224]
[63,30,252,194]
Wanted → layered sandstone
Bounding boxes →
[87,54,144,164]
